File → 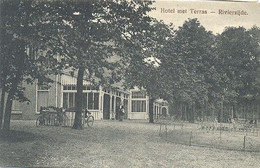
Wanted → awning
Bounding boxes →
[61,74,90,86]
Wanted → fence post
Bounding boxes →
[189,131,192,146]
[165,124,168,138]
[220,123,222,141]
[159,124,162,136]
[243,136,246,151]
[229,122,230,133]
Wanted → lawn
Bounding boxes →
[159,122,260,152]
[0,120,260,168]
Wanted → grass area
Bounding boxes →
[1,120,260,167]
[162,128,260,152]
[158,121,260,152]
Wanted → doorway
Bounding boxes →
[103,94,110,119]
[115,97,121,120]
[162,107,167,117]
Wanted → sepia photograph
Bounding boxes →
[0,0,260,167]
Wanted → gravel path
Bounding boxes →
[0,120,260,167]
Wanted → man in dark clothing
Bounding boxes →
[119,105,124,121]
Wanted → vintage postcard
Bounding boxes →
[0,0,260,167]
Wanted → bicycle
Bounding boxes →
[36,109,50,127]
[85,109,94,127]
[54,108,69,126]
[36,107,68,127]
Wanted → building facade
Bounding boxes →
[10,74,168,120]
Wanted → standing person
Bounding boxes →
[119,105,125,121]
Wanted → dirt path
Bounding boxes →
[1,120,260,167]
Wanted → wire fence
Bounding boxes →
[157,120,260,152]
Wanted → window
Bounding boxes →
[63,93,76,109]
[63,85,98,91]
[63,93,69,108]
[37,91,49,112]
[123,99,128,113]
[12,100,21,111]
[88,93,93,109]
[82,93,88,109]
[63,92,99,110]
[69,93,74,108]
[38,84,49,90]
[63,85,77,90]
[132,91,146,98]
[37,80,49,112]
[94,93,99,109]
[92,86,99,91]
[124,94,129,99]
[88,93,99,110]
[131,100,146,112]
[112,96,114,112]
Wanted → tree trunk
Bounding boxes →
[0,69,7,129]
[205,99,208,117]
[180,103,183,120]
[257,104,259,120]
[253,103,256,120]
[194,102,196,122]
[3,72,22,131]
[212,105,215,120]
[233,105,236,118]
[221,99,224,123]
[0,87,6,129]
[149,97,155,123]
[72,66,84,129]
[3,50,25,130]
[190,103,195,123]
[0,52,7,129]
[3,92,13,130]
[184,105,187,121]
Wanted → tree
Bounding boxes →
[123,20,174,123]
[215,27,260,119]
[32,0,155,129]
[159,18,216,122]
[0,0,60,130]
[248,26,260,119]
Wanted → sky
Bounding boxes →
[149,1,260,34]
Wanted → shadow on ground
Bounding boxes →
[0,128,61,167]
[0,130,39,143]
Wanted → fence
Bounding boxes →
[158,120,260,152]
[65,112,85,127]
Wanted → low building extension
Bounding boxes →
[10,74,168,120]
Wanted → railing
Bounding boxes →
[65,110,99,126]
[159,121,260,152]
[65,112,85,126]
[89,111,99,120]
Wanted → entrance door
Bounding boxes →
[103,94,110,119]
[162,107,167,117]
[123,99,128,119]
[115,97,121,120]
